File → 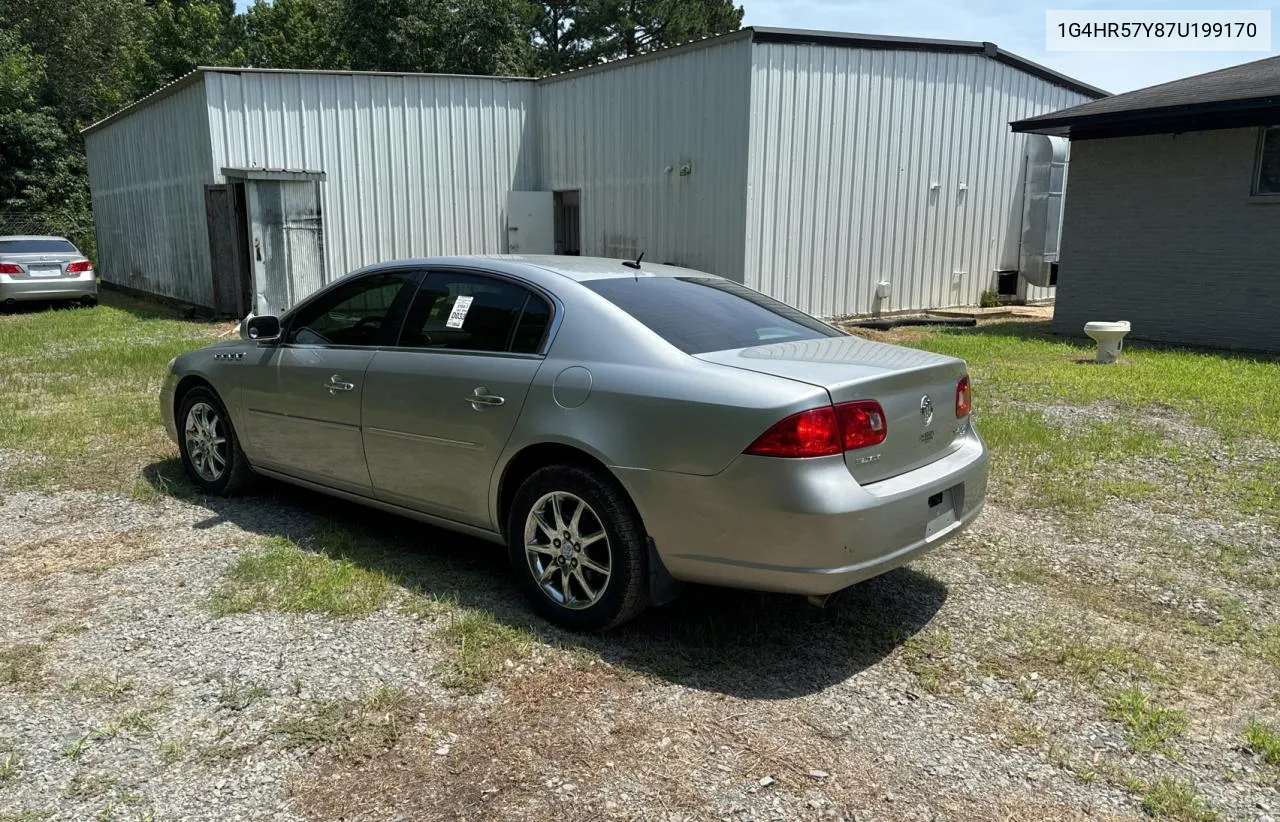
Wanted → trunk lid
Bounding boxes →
[696,336,969,483]
[0,252,85,279]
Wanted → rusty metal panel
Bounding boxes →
[83,75,217,307]
[743,43,1097,317]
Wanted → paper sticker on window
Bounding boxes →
[445,295,474,329]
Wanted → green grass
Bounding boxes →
[209,535,394,618]
[901,323,1280,520]
[439,610,534,694]
[900,629,955,695]
[0,746,20,782]
[1141,777,1217,821]
[0,297,224,493]
[1244,718,1280,772]
[906,323,1280,442]
[1105,687,1188,755]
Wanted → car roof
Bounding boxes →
[0,235,75,242]
[362,255,712,283]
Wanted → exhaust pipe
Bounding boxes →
[807,592,843,609]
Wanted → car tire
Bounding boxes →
[81,296,98,307]
[177,386,254,496]
[507,465,649,631]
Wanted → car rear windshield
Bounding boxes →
[0,239,78,253]
[584,276,843,354]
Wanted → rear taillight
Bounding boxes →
[0,263,21,274]
[835,400,888,450]
[955,375,972,418]
[67,261,93,273]
[745,400,887,458]
[745,406,842,458]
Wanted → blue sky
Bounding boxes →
[233,0,1277,93]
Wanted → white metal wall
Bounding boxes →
[84,77,217,306]
[537,37,753,278]
[743,44,1094,318]
[204,70,538,284]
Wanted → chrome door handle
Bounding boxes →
[465,387,505,408]
[324,375,355,394]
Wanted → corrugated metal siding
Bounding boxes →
[84,78,216,306]
[743,44,1093,318]
[538,39,753,278]
[204,71,538,283]
[1053,129,1280,353]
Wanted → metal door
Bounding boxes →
[246,180,327,315]
[204,185,251,317]
[506,191,554,254]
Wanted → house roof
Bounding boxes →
[83,26,1106,136]
[1011,53,1280,139]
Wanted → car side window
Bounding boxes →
[286,270,420,347]
[398,271,553,354]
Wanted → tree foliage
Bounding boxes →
[1,0,743,248]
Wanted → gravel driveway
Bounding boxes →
[2,460,1277,820]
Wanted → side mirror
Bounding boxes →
[244,314,281,342]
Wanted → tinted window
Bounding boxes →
[584,277,842,354]
[1256,126,1280,194]
[0,239,78,253]
[399,271,551,353]
[286,270,418,346]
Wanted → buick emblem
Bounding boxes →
[919,395,934,426]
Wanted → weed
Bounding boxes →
[0,746,20,782]
[67,675,135,699]
[1008,721,1047,747]
[274,685,407,759]
[1244,718,1280,771]
[216,677,271,712]
[64,773,116,798]
[440,610,534,694]
[210,536,392,618]
[157,738,187,766]
[1141,777,1216,821]
[0,644,45,687]
[1105,687,1187,755]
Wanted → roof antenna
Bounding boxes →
[621,251,644,270]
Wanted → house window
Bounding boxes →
[1256,126,1280,194]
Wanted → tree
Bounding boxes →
[335,0,533,75]
[241,0,347,70]
[581,0,743,62]
[530,0,589,74]
[0,28,90,237]
[134,0,245,94]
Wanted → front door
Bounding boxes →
[362,269,554,528]
[239,268,422,492]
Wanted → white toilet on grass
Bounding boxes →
[1083,320,1131,364]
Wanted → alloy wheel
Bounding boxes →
[523,491,612,610]
[184,401,228,482]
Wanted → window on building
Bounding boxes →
[1256,126,1280,195]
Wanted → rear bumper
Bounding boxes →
[0,274,98,302]
[614,426,989,596]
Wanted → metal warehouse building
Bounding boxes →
[83,26,1105,319]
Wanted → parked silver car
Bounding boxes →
[161,256,988,629]
[0,236,98,307]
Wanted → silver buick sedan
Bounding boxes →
[161,256,988,630]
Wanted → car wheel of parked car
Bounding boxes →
[507,465,649,631]
[177,386,254,496]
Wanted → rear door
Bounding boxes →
[239,268,422,492]
[362,269,553,528]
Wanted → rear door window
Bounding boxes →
[584,276,842,354]
[399,271,553,354]
[0,239,79,253]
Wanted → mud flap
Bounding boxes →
[647,537,684,606]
